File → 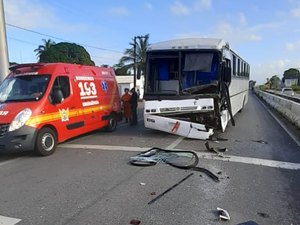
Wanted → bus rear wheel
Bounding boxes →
[35,127,57,156]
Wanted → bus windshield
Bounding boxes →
[0,75,50,102]
[145,51,220,95]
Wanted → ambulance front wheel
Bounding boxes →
[35,127,57,156]
[105,114,117,132]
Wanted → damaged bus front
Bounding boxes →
[143,38,249,139]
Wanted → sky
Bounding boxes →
[2,0,300,84]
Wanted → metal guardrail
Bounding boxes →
[255,89,300,129]
[265,90,300,103]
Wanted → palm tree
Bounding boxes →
[119,34,150,76]
[34,39,56,60]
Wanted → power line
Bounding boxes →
[6,23,123,53]
[7,35,121,62]
[7,36,37,46]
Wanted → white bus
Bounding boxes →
[143,38,249,139]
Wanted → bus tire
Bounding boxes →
[35,127,57,156]
[105,114,117,132]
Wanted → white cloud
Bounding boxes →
[212,22,262,44]
[174,21,262,44]
[4,0,58,29]
[194,0,211,11]
[286,40,300,51]
[170,0,211,16]
[250,21,285,31]
[238,13,246,25]
[89,51,123,67]
[108,7,129,16]
[174,32,207,39]
[3,0,87,33]
[291,8,300,18]
[286,43,295,51]
[145,2,153,11]
[249,34,262,41]
[170,1,189,16]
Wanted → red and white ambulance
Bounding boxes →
[0,63,122,156]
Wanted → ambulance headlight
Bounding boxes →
[9,108,32,132]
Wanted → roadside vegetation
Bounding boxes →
[259,68,300,93]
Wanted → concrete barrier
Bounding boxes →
[255,90,300,129]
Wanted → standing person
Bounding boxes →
[121,88,132,123]
[130,87,138,125]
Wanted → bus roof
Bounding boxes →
[148,38,229,51]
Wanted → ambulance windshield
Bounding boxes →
[0,75,50,102]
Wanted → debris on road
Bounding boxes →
[205,141,227,158]
[129,219,141,225]
[217,147,228,152]
[148,173,194,205]
[139,182,146,186]
[252,140,268,144]
[217,207,230,221]
[209,137,228,142]
[129,147,220,182]
[257,212,270,218]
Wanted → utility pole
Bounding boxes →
[0,0,9,82]
[133,36,137,89]
[132,35,147,89]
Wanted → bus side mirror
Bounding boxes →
[224,67,231,84]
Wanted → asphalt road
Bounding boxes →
[0,92,299,225]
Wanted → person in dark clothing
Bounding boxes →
[130,88,138,125]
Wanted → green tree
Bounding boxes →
[113,62,130,75]
[283,68,300,79]
[119,34,150,77]
[34,39,56,59]
[269,75,281,89]
[249,80,256,90]
[283,68,300,85]
[39,42,95,66]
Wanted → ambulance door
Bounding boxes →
[49,76,84,139]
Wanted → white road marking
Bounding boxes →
[59,143,300,170]
[0,159,20,167]
[165,136,184,149]
[0,215,21,225]
[61,144,148,152]
[195,152,300,170]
